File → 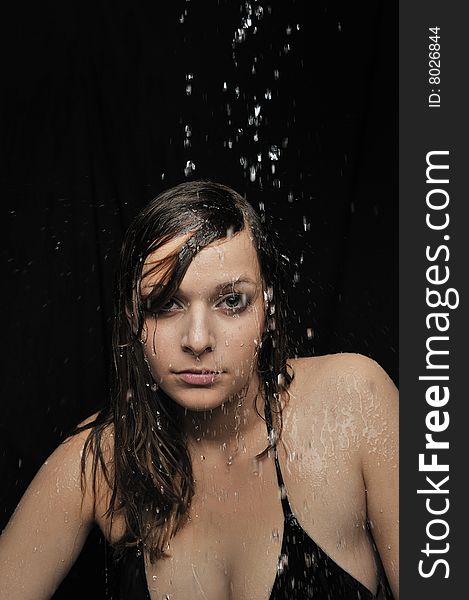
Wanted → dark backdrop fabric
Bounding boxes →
[0,1,397,598]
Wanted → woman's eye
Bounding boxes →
[220,293,249,312]
[143,298,177,314]
[145,293,250,315]
[159,299,179,313]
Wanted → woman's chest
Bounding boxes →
[140,449,370,600]
[143,456,284,599]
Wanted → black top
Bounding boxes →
[111,401,382,599]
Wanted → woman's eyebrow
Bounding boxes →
[211,278,257,292]
[177,278,258,298]
[141,277,257,298]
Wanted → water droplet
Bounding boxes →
[269,145,280,161]
[268,429,279,446]
[304,553,315,567]
[277,553,288,574]
[184,161,196,177]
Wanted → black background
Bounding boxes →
[0,1,397,598]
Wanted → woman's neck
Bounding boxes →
[182,372,269,464]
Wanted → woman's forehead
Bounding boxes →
[141,229,261,293]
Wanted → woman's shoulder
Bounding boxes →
[288,352,397,401]
[285,353,398,444]
[72,409,116,483]
[69,411,127,544]
[288,351,394,380]
[41,411,110,491]
[0,416,103,598]
[72,409,115,451]
[63,411,114,474]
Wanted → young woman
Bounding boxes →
[0,181,399,600]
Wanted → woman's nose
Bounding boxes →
[180,305,215,357]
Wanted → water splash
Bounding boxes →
[226,3,300,192]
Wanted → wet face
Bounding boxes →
[139,228,266,412]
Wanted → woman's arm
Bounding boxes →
[0,423,98,600]
[356,355,399,599]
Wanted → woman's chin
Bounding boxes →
[164,386,244,413]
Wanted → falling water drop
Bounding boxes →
[184,161,196,177]
[277,554,288,575]
[269,145,280,161]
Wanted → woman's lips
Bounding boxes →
[177,372,223,385]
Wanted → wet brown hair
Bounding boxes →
[69,180,295,563]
